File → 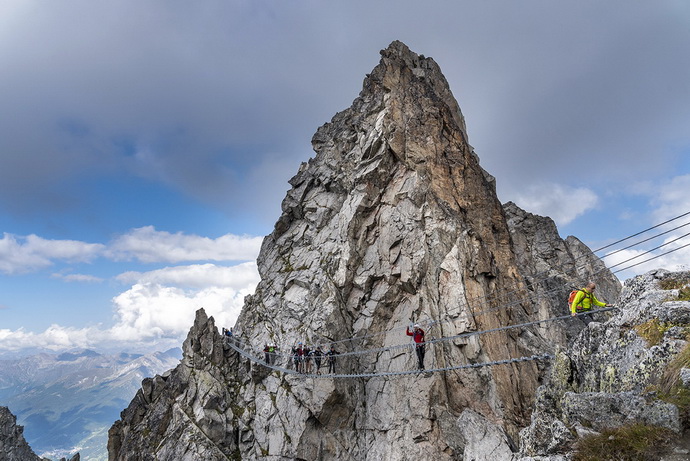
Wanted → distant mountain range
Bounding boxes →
[0,348,181,460]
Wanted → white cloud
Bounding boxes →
[107,226,263,263]
[51,272,104,283]
[107,262,258,343]
[0,227,263,276]
[0,233,105,275]
[651,174,690,222]
[108,282,249,342]
[0,260,259,352]
[511,183,599,226]
[0,284,251,352]
[116,262,259,290]
[0,325,98,352]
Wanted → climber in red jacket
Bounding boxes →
[406,324,426,370]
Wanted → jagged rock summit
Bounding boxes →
[108,41,620,460]
[0,406,79,461]
[0,406,43,461]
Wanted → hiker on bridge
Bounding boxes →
[292,343,304,373]
[268,345,276,365]
[263,345,277,365]
[406,323,426,370]
[570,282,612,324]
[312,346,323,375]
[326,345,339,374]
[304,345,313,374]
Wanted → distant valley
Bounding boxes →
[0,348,181,460]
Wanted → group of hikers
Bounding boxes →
[289,343,340,374]
[222,280,611,375]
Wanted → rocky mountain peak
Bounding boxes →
[108,41,626,460]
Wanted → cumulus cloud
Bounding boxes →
[108,282,249,342]
[108,261,259,343]
[0,259,259,352]
[107,226,263,263]
[0,281,254,353]
[603,174,690,279]
[0,227,263,277]
[0,233,105,274]
[511,183,599,226]
[116,262,259,290]
[0,325,98,352]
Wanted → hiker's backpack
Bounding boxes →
[568,288,592,311]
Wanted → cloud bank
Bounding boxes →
[0,263,260,353]
[0,228,262,353]
[0,227,261,275]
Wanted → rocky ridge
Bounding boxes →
[0,406,79,461]
[517,269,690,460]
[107,41,624,460]
[503,202,620,346]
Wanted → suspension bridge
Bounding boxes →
[223,211,690,380]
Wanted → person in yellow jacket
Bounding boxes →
[571,282,612,323]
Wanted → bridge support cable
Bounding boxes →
[224,337,553,379]
[223,214,690,376]
[591,210,690,254]
[229,308,615,368]
[278,213,690,353]
[224,309,613,379]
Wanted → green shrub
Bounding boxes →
[659,342,690,393]
[659,276,690,290]
[659,276,690,301]
[634,319,671,346]
[573,423,673,461]
[656,342,690,426]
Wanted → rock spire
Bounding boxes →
[108,41,621,460]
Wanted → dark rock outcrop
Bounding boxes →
[0,406,79,461]
[0,406,43,461]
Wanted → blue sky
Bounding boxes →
[1,1,689,356]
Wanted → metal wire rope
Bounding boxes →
[611,241,690,275]
[604,231,690,271]
[305,211,690,350]
[601,220,690,259]
[306,272,618,353]
[252,211,690,359]
[467,210,690,311]
[224,336,553,379]
[591,210,690,253]
[232,308,615,363]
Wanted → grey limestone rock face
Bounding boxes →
[108,41,621,461]
[562,391,680,433]
[519,270,690,458]
[680,368,690,388]
[108,310,245,461]
[503,202,621,346]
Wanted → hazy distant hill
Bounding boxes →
[0,348,181,460]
